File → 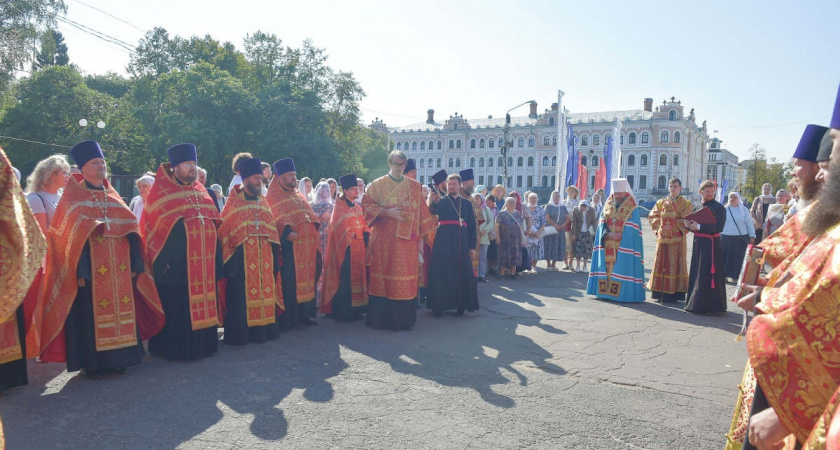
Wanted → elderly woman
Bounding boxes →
[510,191,533,274]
[543,190,570,271]
[210,184,225,211]
[722,192,755,281]
[494,196,524,280]
[525,192,546,273]
[763,189,791,238]
[25,154,71,234]
[310,182,334,307]
[571,199,597,273]
[563,185,581,270]
[128,174,155,221]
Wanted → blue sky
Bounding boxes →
[58,0,839,161]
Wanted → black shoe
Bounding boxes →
[82,369,104,380]
[300,318,319,326]
[478,277,489,283]
[109,367,126,375]
[455,310,464,316]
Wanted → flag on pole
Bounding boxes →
[604,136,614,197]
[595,153,607,192]
[718,178,729,203]
[577,162,588,198]
[565,124,579,188]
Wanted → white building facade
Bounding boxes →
[704,138,742,193]
[379,95,715,202]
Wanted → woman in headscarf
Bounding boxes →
[571,199,597,273]
[586,179,646,302]
[298,177,314,201]
[563,186,580,270]
[474,193,495,282]
[494,197,523,280]
[763,189,791,237]
[543,190,569,271]
[509,191,532,274]
[525,192,546,274]
[310,181,334,308]
[721,191,755,281]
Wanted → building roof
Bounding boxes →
[387,109,654,133]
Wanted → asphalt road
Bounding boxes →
[1,226,747,449]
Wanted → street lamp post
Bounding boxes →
[79,118,106,140]
[501,100,534,189]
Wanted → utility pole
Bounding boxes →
[502,100,534,189]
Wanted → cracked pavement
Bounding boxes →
[0,227,745,449]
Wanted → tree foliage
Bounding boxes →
[33,29,69,70]
[2,27,388,185]
[742,143,792,200]
[0,0,67,89]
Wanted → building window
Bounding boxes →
[542,175,548,186]
[456,157,461,167]
[527,156,534,167]
[479,157,484,167]
[478,175,484,185]
[456,139,462,149]
[428,158,433,168]
[551,156,556,166]
[660,131,669,143]
[448,139,454,149]
[508,157,513,167]
[592,155,599,166]
[437,140,442,150]
[488,138,494,148]
[516,175,523,187]
[419,175,424,184]
[542,156,549,166]
[527,175,533,187]
[543,136,550,146]
[396,142,401,150]
[628,133,636,144]
[528,137,535,147]
[412,141,417,150]
[640,154,648,166]
[708,165,718,180]
[470,157,475,167]
[674,132,680,143]
[581,156,588,166]
[428,140,434,150]
[551,175,556,186]
[639,175,647,190]
[620,134,624,145]
[593,134,600,146]
[454,123,458,130]
[628,155,635,166]
[605,133,611,143]
[659,154,667,165]
[627,175,634,189]
[549,117,555,126]
[420,141,425,150]
[518,137,525,147]
[517,157,523,167]
[641,132,649,144]
[479,138,485,148]
[673,155,679,166]
[488,157,494,167]
[470,139,476,149]
[419,159,425,168]
[658,175,666,190]
[498,138,504,148]
[448,158,454,168]
[498,157,503,167]
[581,135,589,146]
[552,136,557,145]
[436,158,441,168]
[497,175,503,186]
[669,110,677,121]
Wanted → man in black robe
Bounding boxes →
[427,173,479,317]
[684,180,728,314]
[219,158,282,345]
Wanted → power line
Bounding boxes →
[68,0,147,34]
[57,16,135,52]
[0,135,71,149]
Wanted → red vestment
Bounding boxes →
[265,179,319,303]
[322,195,368,313]
[143,163,221,331]
[38,174,164,362]
[218,186,283,325]
[647,195,692,295]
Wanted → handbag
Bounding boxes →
[540,205,563,237]
[728,208,750,246]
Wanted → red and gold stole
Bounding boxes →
[0,148,47,364]
[602,194,637,279]
[650,195,691,244]
[364,175,434,241]
[265,180,318,303]
[143,163,220,331]
[39,174,164,361]
[748,223,840,444]
[760,201,814,281]
[322,196,368,313]
[219,186,282,326]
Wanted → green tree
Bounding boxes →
[85,72,132,98]
[33,29,69,70]
[742,142,791,201]
[0,0,66,88]
[127,27,178,78]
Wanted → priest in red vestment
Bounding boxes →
[362,150,435,331]
[144,143,222,361]
[218,158,283,345]
[0,147,47,392]
[321,174,368,321]
[38,141,164,378]
[265,158,319,329]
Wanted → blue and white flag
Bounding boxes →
[604,136,613,197]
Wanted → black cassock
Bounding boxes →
[427,194,479,314]
[0,307,27,390]
[65,233,146,373]
[223,240,281,345]
[329,198,369,322]
[149,220,222,360]
[685,199,728,313]
[276,225,319,331]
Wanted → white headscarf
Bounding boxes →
[310,181,332,206]
[725,191,750,215]
[298,177,313,201]
[548,190,561,207]
[611,178,636,202]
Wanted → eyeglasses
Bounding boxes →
[389,161,407,167]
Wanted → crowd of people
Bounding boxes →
[2,82,840,447]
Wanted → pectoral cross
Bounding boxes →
[197,214,205,225]
[249,220,261,230]
[102,218,111,230]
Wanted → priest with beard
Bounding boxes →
[731,98,840,449]
[144,143,222,361]
[218,158,282,345]
[458,169,483,276]
[321,174,369,321]
[265,158,319,329]
[683,180,727,314]
[39,141,164,377]
[427,173,479,317]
